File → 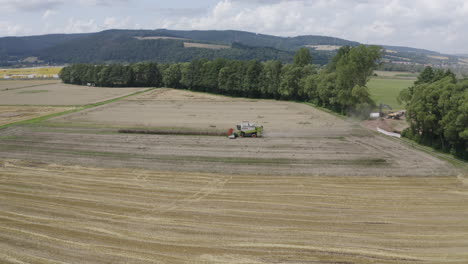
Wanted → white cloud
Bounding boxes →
[0,0,63,11]
[62,16,136,33]
[1,0,468,53]
[42,9,57,19]
[0,21,29,36]
[156,0,468,53]
[78,0,129,6]
[64,18,99,33]
[103,17,134,29]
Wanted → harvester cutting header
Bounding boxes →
[228,121,263,139]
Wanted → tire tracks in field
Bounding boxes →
[157,174,232,214]
[122,168,232,218]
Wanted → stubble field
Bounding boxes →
[0,85,466,264]
[3,88,455,176]
[0,160,467,264]
[0,80,147,106]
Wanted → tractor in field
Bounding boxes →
[387,110,406,120]
[228,121,263,138]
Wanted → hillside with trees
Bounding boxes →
[1,29,464,70]
[60,45,382,116]
[0,33,90,65]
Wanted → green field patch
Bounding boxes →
[368,78,414,110]
[0,135,19,140]
[395,73,418,78]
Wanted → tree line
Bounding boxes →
[399,66,468,160]
[60,45,382,115]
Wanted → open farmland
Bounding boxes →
[0,87,466,264]
[0,67,62,79]
[373,70,418,79]
[184,42,231,49]
[368,77,414,109]
[1,88,456,176]
[0,81,147,106]
[55,88,351,137]
[0,160,467,264]
[305,45,342,51]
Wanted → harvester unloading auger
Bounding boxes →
[227,121,263,139]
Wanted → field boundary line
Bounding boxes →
[0,88,154,130]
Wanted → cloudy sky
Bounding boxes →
[1,0,467,54]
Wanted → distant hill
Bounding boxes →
[0,29,466,69]
[37,30,296,64]
[0,33,90,61]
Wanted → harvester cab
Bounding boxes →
[228,121,263,138]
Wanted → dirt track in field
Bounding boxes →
[0,160,467,264]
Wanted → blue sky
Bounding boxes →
[1,0,468,54]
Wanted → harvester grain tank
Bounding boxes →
[237,121,263,137]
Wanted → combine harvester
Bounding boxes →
[228,121,263,139]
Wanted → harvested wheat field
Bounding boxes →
[0,81,147,106]
[0,87,466,264]
[0,160,467,264]
[56,88,369,136]
[0,106,73,126]
[0,124,456,176]
[29,88,456,177]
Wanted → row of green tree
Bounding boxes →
[398,66,468,160]
[60,45,382,115]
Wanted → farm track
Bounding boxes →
[0,160,467,263]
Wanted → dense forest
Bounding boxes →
[399,66,468,159]
[60,45,382,115]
